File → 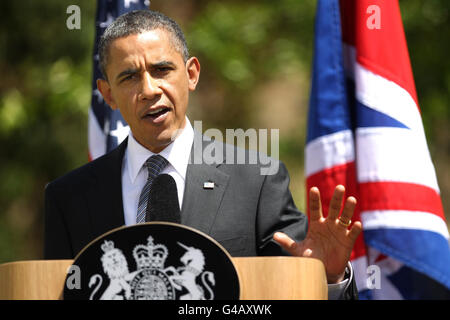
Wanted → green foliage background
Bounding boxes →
[0,0,448,263]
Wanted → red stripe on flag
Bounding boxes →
[340,0,419,109]
[359,182,445,220]
[356,0,419,108]
[306,162,367,260]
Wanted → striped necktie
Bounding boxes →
[136,154,169,223]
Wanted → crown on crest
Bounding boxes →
[133,236,168,269]
[101,240,115,253]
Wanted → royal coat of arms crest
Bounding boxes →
[88,236,216,300]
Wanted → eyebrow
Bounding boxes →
[115,61,177,82]
[152,61,177,69]
[115,68,139,82]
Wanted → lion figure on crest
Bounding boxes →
[88,240,137,300]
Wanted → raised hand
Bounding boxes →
[273,185,363,283]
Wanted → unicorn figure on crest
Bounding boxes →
[170,242,216,300]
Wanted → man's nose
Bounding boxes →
[139,72,162,100]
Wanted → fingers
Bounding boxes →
[309,187,323,222]
[311,185,358,226]
[348,221,363,243]
[328,185,345,220]
[338,195,357,226]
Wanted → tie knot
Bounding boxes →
[144,154,169,178]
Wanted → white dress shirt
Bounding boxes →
[121,117,194,226]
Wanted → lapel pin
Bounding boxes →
[203,182,215,189]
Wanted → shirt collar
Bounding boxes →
[126,117,194,184]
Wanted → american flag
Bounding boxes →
[306,0,450,299]
[88,0,149,160]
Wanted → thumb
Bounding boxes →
[273,232,301,256]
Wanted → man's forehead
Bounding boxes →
[108,29,181,66]
[110,29,176,56]
[135,29,164,43]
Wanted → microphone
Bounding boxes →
[145,174,181,223]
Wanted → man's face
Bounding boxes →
[97,29,200,153]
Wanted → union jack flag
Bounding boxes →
[88,0,149,160]
[306,0,450,299]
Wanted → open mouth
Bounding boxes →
[143,107,170,120]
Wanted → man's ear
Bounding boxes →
[186,57,200,91]
[97,78,117,110]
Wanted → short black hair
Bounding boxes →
[98,10,189,80]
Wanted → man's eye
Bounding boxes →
[121,74,136,82]
[157,67,171,72]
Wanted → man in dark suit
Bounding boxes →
[44,9,362,299]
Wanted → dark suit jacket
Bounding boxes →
[44,134,358,299]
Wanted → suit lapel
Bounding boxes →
[181,162,229,234]
[181,132,230,234]
[86,139,127,237]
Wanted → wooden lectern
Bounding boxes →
[0,257,327,300]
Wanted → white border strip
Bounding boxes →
[305,130,355,177]
[361,210,450,239]
[356,127,440,192]
[343,43,424,133]
[355,62,424,132]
